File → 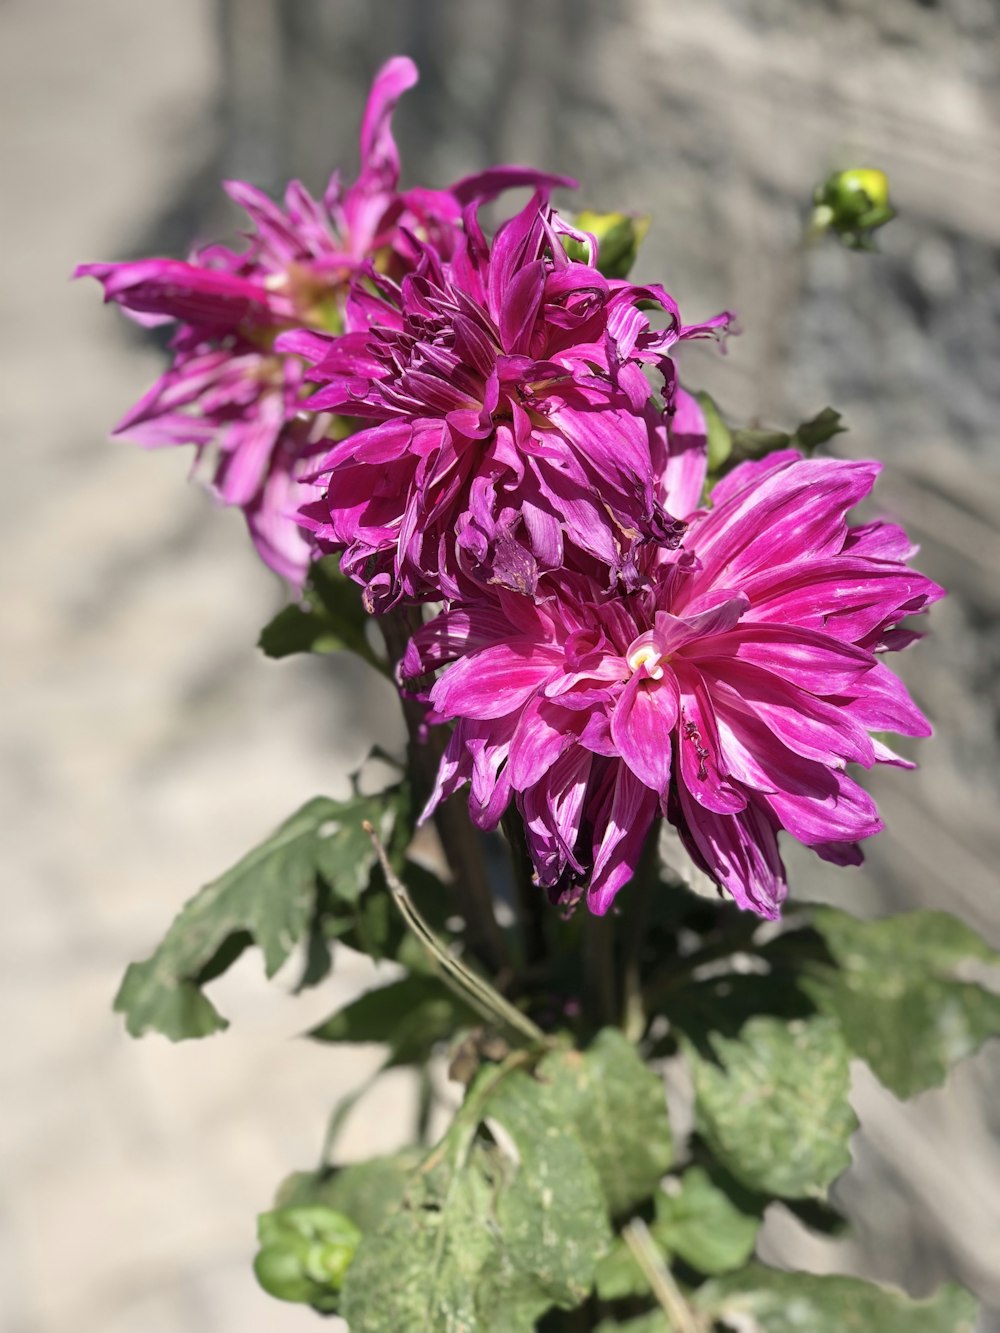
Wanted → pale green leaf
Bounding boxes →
[339,1058,612,1332]
[689,1016,856,1199]
[537,1028,674,1216]
[696,1264,977,1332]
[805,907,1000,1097]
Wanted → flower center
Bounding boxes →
[626,642,666,680]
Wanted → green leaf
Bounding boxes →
[688,1016,856,1199]
[594,1314,669,1333]
[114,788,405,1040]
[308,973,483,1067]
[277,1150,423,1233]
[593,1238,652,1301]
[695,390,733,474]
[792,406,846,452]
[258,556,382,669]
[537,1029,674,1216]
[696,1264,977,1332]
[804,907,1000,1097]
[652,1166,759,1275]
[729,426,791,458]
[339,1057,612,1332]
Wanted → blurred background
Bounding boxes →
[2,0,999,1329]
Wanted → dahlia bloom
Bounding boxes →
[77,56,569,584]
[402,433,943,916]
[292,197,731,609]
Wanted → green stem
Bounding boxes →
[364,822,547,1048]
[583,910,617,1031]
[623,1219,706,1333]
[622,820,661,1041]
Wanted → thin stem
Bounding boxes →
[379,609,508,974]
[502,808,547,969]
[364,822,547,1048]
[623,1219,705,1333]
[622,820,660,1042]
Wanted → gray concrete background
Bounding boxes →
[2,1,999,1330]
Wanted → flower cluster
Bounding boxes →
[82,58,942,918]
[76,57,569,585]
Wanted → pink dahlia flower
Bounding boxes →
[77,56,569,585]
[402,437,943,917]
[291,196,731,610]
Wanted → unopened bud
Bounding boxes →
[253,1205,361,1311]
[810,168,895,250]
[564,210,651,279]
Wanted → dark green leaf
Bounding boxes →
[537,1029,674,1216]
[114,788,405,1040]
[729,426,791,458]
[804,907,1000,1098]
[258,557,381,668]
[653,1166,759,1275]
[594,1314,669,1333]
[696,1264,977,1332]
[339,1057,612,1332]
[688,1016,856,1199]
[309,973,482,1067]
[792,406,846,452]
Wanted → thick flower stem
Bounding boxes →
[380,610,509,975]
[622,821,661,1042]
[583,911,618,1031]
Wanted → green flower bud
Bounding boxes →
[564,210,651,279]
[810,167,895,250]
[253,1205,362,1311]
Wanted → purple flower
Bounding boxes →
[402,438,943,917]
[77,57,571,585]
[292,198,731,610]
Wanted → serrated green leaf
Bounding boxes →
[696,1264,977,1332]
[537,1029,673,1216]
[114,789,404,1040]
[653,1166,759,1275]
[804,907,1000,1098]
[339,1058,612,1332]
[308,973,482,1067]
[258,557,381,669]
[689,1016,856,1199]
